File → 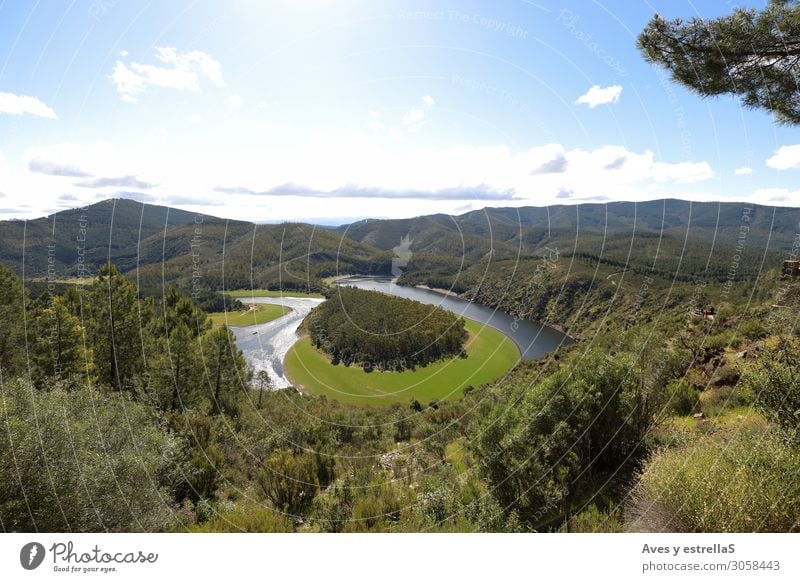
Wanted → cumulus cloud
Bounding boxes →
[576,84,622,108]
[421,94,435,107]
[734,166,754,175]
[0,91,58,119]
[110,47,225,103]
[766,145,800,170]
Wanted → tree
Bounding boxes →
[146,288,208,412]
[28,296,94,386]
[86,264,149,392]
[256,369,271,407]
[200,326,250,416]
[148,322,202,412]
[0,263,25,376]
[638,1,800,124]
[160,287,210,338]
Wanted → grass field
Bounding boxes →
[284,319,520,405]
[226,289,324,298]
[209,304,290,327]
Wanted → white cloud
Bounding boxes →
[766,145,800,170]
[229,94,242,108]
[734,166,753,175]
[403,107,425,125]
[753,187,800,204]
[110,47,225,103]
[421,94,435,107]
[576,84,622,108]
[0,138,733,221]
[0,91,58,119]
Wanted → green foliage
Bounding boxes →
[256,449,333,515]
[199,326,251,416]
[85,263,150,391]
[742,338,800,438]
[562,504,624,533]
[286,318,518,406]
[306,286,468,371]
[638,1,800,124]
[632,429,800,532]
[0,378,184,532]
[471,343,683,525]
[0,263,25,376]
[187,499,293,532]
[27,295,94,386]
[665,379,699,416]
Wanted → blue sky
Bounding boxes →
[0,0,797,222]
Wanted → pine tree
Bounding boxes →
[86,263,149,392]
[638,1,800,124]
[200,326,250,416]
[29,296,94,386]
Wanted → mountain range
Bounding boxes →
[1,198,797,298]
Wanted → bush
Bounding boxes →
[741,338,800,439]
[471,345,681,525]
[256,449,334,516]
[187,499,293,532]
[0,379,184,532]
[631,429,800,532]
[666,379,699,415]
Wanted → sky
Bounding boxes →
[0,0,797,223]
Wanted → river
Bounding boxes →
[231,277,572,388]
[230,296,324,389]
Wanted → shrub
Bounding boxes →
[631,429,800,532]
[665,379,699,415]
[256,449,333,516]
[0,379,184,532]
[741,338,800,439]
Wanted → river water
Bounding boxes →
[230,296,324,388]
[231,277,571,388]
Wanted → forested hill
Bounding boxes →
[1,197,798,298]
[341,199,800,256]
[0,198,392,292]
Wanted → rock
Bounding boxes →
[693,412,705,419]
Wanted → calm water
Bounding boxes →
[337,276,573,360]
